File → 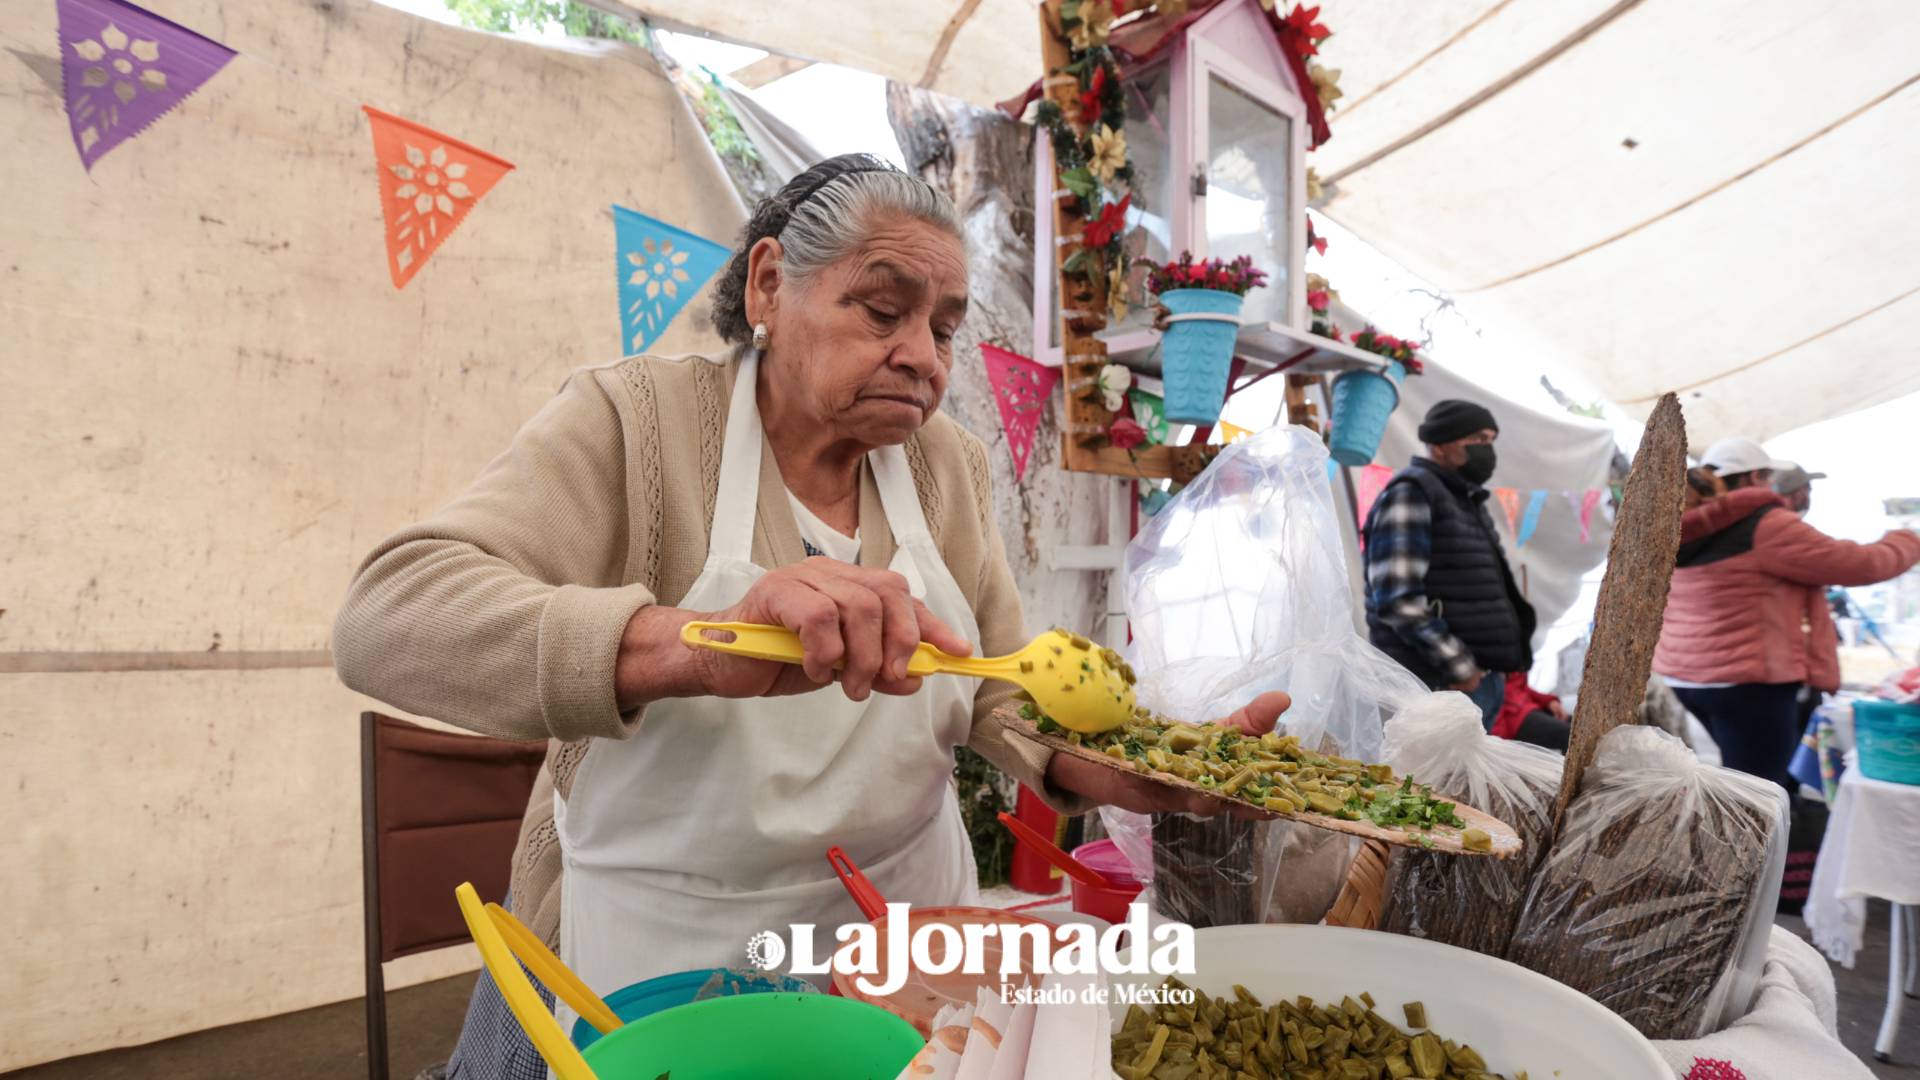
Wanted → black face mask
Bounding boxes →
[1458,443,1496,485]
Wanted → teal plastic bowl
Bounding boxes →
[570,968,817,1050]
[1855,699,1920,785]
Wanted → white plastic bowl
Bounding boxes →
[1112,924,1667,1079]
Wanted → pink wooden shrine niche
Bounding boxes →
[1031,0,1311,369]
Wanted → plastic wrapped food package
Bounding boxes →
[1507,725,1788,1039]
[1103,426,1429,927]
[1378,692,1564,955]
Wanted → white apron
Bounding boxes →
[554,351,982,1005]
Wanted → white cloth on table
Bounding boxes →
[1803,753,1920,967]
[1651,927,1869,1079]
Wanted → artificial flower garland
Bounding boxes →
[1037,0,1137,323]
[1034,2,1350,451]
[1306,271,1337,337]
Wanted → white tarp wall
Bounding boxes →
[618,0,1920,444]
[0,0,746,1067]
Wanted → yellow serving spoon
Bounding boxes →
[679,622,1135,733]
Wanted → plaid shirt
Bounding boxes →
[1364,481,1480,685]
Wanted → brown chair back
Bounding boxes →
[361,711,546,1079]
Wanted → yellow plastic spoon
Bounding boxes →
[679,622,1136,733]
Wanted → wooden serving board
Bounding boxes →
[999,706,1522,858]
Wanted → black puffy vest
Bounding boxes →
[1364,458,1537,686]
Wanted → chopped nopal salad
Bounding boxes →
[1022,702,1489,851]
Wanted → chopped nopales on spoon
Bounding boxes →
[1005,628,1137,734]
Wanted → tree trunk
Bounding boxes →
[1552,393,1688,832]
[885,82,1120,646]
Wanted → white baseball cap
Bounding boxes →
[1700,436,1780,477]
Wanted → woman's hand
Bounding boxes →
[1044,691,1293,818]
[690,557,975,703]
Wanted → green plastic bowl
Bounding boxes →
[579,990,923,1078]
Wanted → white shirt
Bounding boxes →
[785,489,860,563]
[1663,676,1736,690]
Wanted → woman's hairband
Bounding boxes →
[786,161,924,214]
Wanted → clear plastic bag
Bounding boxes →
[1377,692,1564,955]
[1507,725,1789,1039]
[1099,426,1430,927]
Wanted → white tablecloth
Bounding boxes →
[1804,755,1920,967]
[1652,927,1872,1080]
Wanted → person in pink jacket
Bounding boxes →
[1654,436,1920,790]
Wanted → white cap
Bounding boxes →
[1700,436,1778,476]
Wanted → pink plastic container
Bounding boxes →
[1069,839,1144,924]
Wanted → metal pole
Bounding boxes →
[1877,901,1908,1062]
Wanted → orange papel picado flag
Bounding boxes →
[363,106,513,289]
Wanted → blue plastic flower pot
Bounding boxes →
[1855,698,1920,786]
[1327,361,1406,467]
[570,967,817,1050]
[1159,288,1244,424]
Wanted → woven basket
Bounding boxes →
[1323,839,1393,930]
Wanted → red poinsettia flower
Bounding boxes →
[1082,193,1132,248]
[1284,4,1330,54]
[1079,64,1107,122]
[1306,214,1328,255]
[1306,288,1330,311]
[1109,416,1149,450]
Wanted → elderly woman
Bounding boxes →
[334,154,1284,1077]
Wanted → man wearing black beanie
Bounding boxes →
[1361,399,1537,731]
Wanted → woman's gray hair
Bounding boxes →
[710,154,964,345]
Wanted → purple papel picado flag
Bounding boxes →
[58,0,236,171]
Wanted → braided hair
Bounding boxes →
[709,153,963,344]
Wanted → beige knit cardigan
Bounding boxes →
[332,350,1088,947]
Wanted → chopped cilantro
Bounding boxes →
[1347,778,1466,830]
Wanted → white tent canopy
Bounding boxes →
[609,0,1920,444]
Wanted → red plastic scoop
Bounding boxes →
[824,845,1061,1035]
[827,844,888,920]
[995,811,1114,890]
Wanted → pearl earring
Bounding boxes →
[751,323,770,350]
